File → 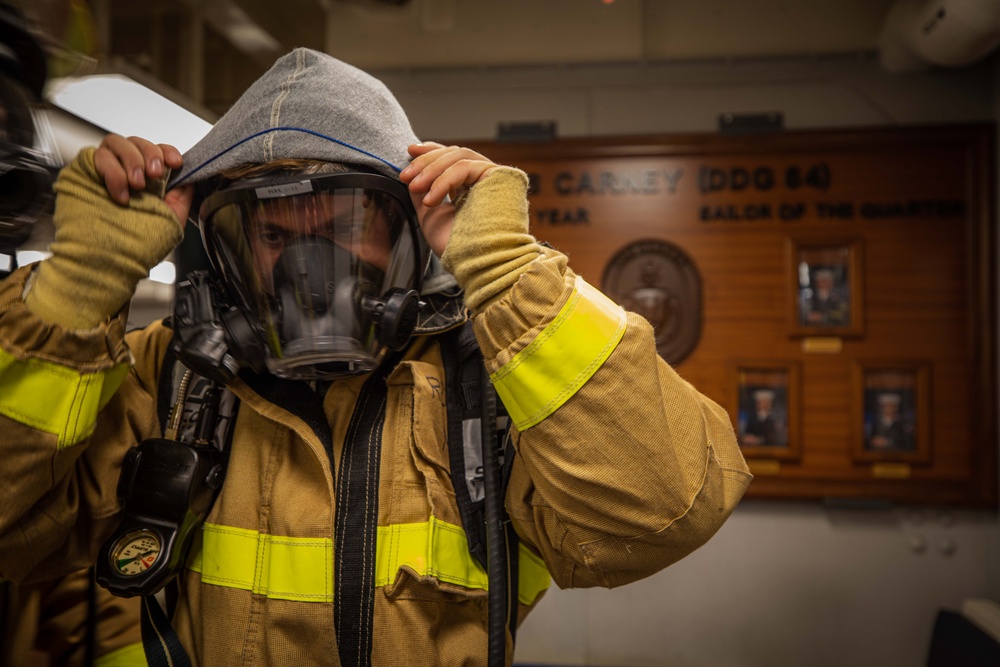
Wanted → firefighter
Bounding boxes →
[0,47,750,665]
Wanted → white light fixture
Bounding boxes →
[14,252,177,287]
[16,250,51,266]
[148,261,177,285]
[46,74,213,153]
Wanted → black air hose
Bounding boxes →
[480,363,508,667]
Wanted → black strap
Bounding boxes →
[333,354,397,667]
[439,323,520,662]
[132,336,240,667]
[440,323,490,568]
[478,369,507,667]
[500,423,519,647]
[135,341,194,667]
[0,582,8,662]
[140,596,192,667]
[156,343,177,431]
[84,567,97,666]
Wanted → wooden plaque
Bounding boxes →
[467,124,996,506]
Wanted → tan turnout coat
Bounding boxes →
[0,241,750,665]
[1,568,144,667]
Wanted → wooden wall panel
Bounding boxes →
[467,125,996,505]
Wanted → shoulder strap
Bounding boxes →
[440,323,516,562]
[141,596,192,667]
[438,322,520,647]
[440,322,491,567]
[140,336,240,667]
[84,567,96,666]
[333,352,397,667]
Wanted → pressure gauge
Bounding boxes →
[109,529,162,576]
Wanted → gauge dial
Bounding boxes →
[110,530,161,576]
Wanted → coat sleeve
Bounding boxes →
[5,567,145,665]
[0,266,169,583]
[469,231,752,591]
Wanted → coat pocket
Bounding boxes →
[388,360,463,527]
[382,361,486,599]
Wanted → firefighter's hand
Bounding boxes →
[400,142,497,257]
[24,140,187,329]
[401,142,540,312]
[94,134,192,225]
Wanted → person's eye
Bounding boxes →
[257,227,287,249]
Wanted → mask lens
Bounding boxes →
[201,175,425,380]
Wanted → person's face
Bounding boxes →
[245,190,393,290]
[880,400,899,419]
[754,396,773,413]
[815,273,834,291]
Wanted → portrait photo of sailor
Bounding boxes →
[732,363,801,462]
[853,364,930,464]
[790,240,864,336]
[739,388,788,448]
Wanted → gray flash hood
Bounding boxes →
[171,47,461,299]
[170,47,418,188]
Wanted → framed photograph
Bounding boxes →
[788,239,864,337]
[852,363,931,464]
[730,363,801,461]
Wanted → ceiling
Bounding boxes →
[47,0,915,121]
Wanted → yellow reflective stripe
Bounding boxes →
[189,518,551,606]
[517,543,551,606]
[375,517,550,605]
[0,346,129,448]
[376,517,488,589]
[188,524,334,602]
[94,642,147,667]
[491,276,627,430]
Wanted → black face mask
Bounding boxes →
[267,233,422,379]
[198,171,430,381]
[272,235,377,348]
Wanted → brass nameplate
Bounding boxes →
[802,337,843,354]
[871,462,912,479]
[748,459,781,476]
